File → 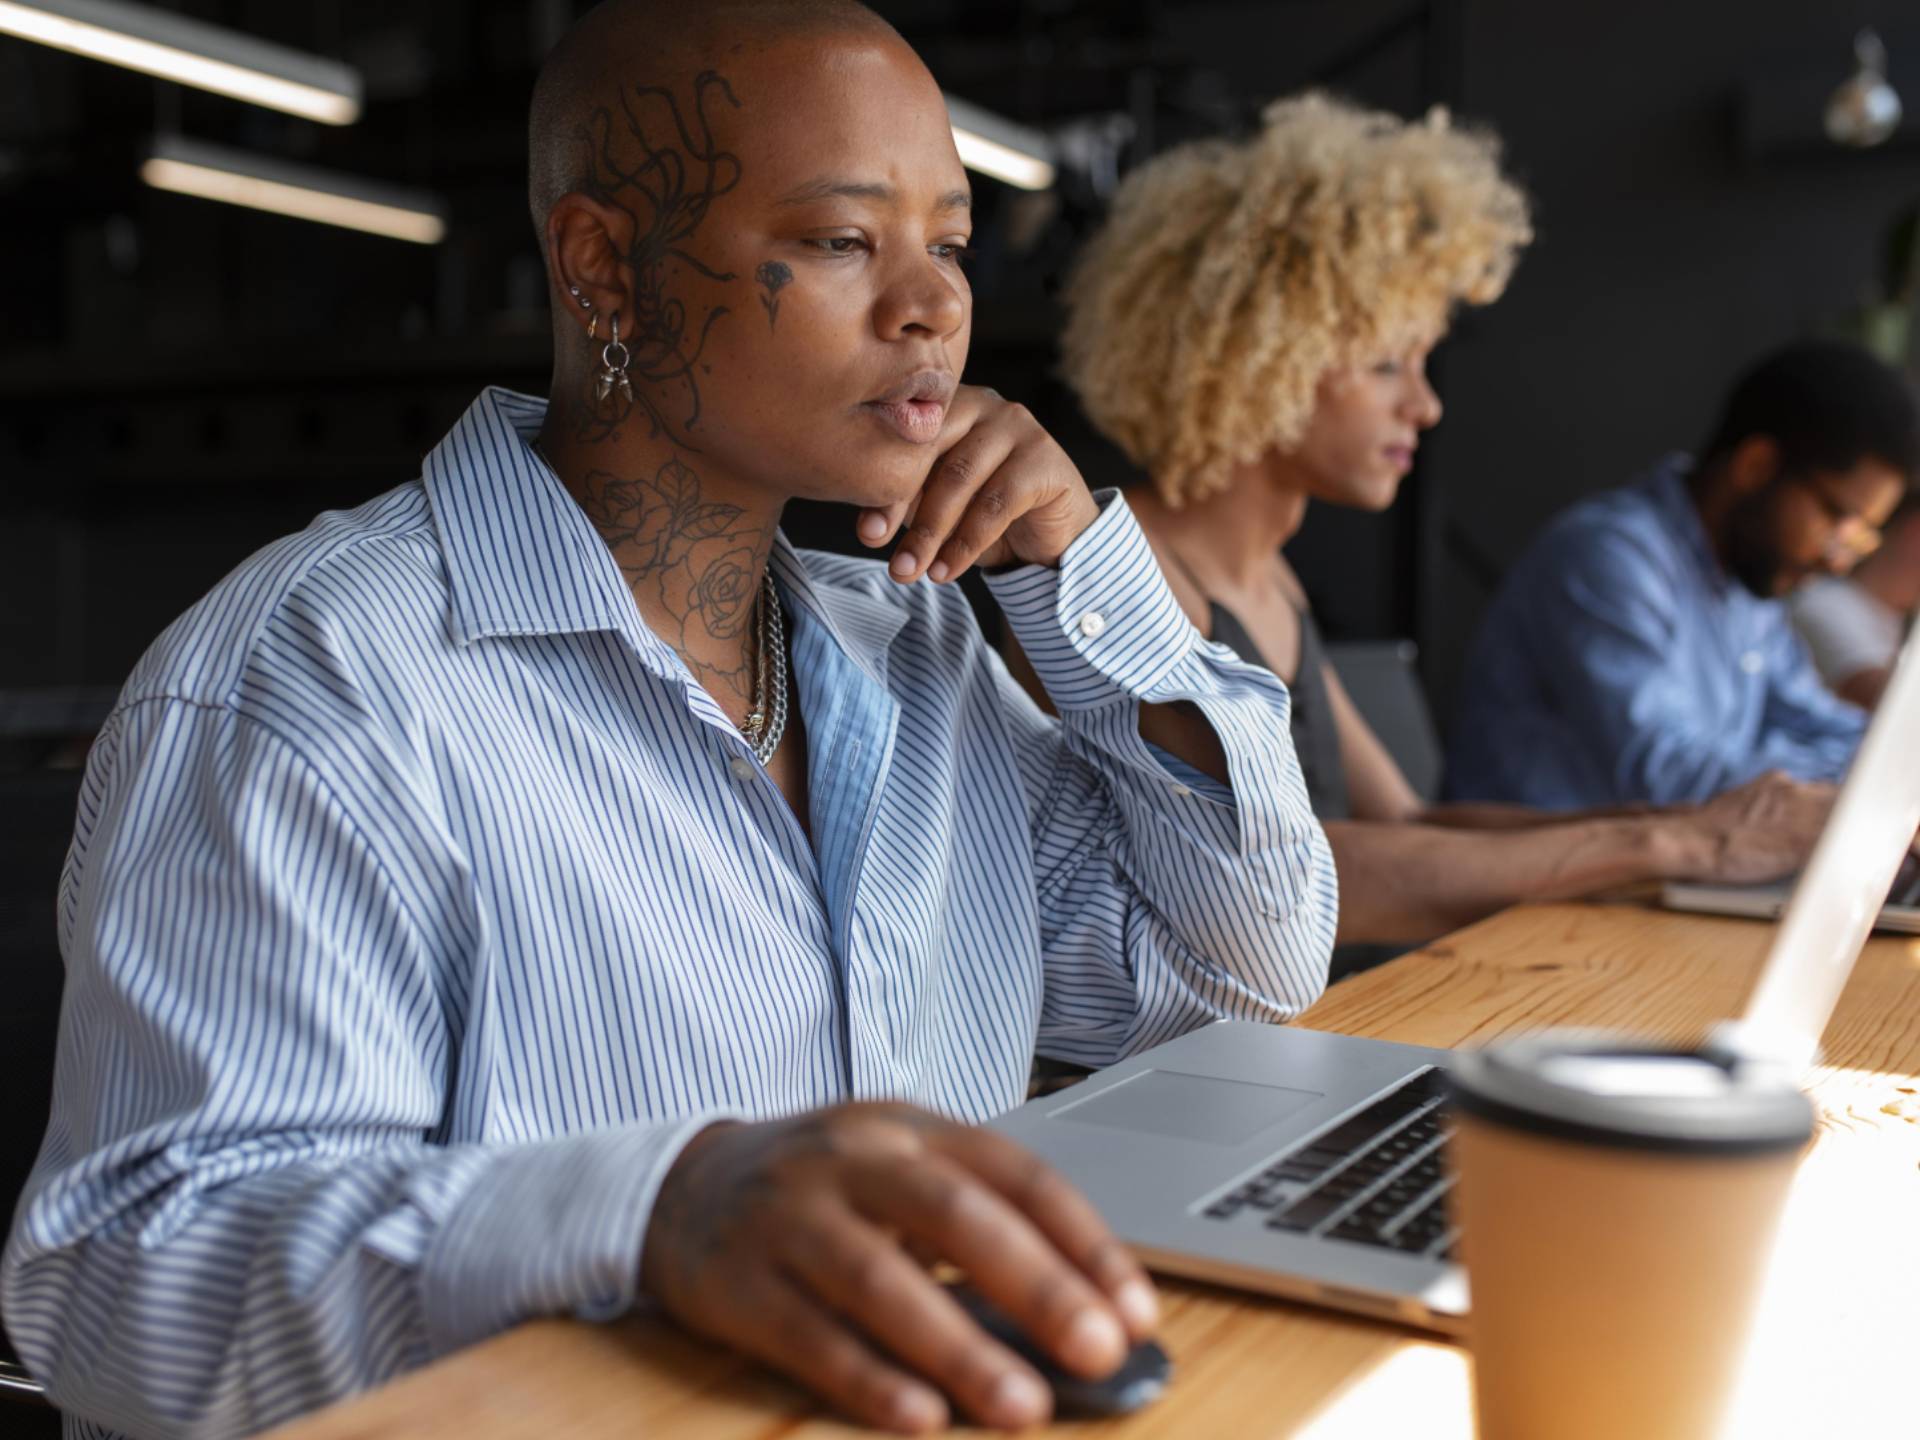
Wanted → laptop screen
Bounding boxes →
[1731,620,1920,1067]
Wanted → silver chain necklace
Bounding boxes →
[741,569,789,765]
[536,438,788,766]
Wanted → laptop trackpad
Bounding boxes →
[1050,1069,1322,1146]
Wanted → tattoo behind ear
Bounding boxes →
[574,69,742,448]
[756,261,792,329]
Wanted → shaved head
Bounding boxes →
[529,0,899,234]
[531,0,971,527]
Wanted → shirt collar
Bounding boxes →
[423,387,908,685]
[769,541,909,688]
[423,386,641,649]
[1644,451,1734,595]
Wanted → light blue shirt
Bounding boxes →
[1447,455,1867,808]
[4,388,1337,1440]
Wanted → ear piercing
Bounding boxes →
[594,313,633,406]
[567,285,624,402]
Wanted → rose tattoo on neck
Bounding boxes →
[578,456,776,699]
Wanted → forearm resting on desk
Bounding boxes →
[1419,800,1660,830]
[1326,816,1677,945]
[1329,772,1832,945]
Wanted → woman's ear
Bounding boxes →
[545,193,639,338]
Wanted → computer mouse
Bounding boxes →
[947,1285,1173,1417]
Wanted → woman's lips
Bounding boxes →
[1384,445,1416,473]
[861,369,956,444]
[862,398,948,444]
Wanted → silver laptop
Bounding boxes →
[992,623,1920,1334]
[1661,867,1920,935]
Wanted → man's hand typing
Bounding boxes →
[640,1102,1159,1433]
[1669,770,1837,883]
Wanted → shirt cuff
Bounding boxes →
[985,490,1197,712]
[418,1109,737,1355]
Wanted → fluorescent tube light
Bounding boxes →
[944,94,1057,191]
[141,137,446,245]
[0,0,361,124]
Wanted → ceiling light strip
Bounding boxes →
[141,138,445,245]
[0,0,361,124]
[944,94,1057,191]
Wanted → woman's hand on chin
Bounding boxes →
[858,385,1102,581]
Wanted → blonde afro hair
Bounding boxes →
[1060,92,1533,505]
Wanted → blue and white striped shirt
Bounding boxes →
[5,388,1336,1440]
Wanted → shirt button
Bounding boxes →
[1078,610,1107,638]
[1169,783,1193,799]
[728,756,757,781]
[1740,651,1765,675]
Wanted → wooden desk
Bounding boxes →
[267,903,1920,1439]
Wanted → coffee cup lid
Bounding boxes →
[1447,1030,1814,1155]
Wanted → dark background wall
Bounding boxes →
[4,0,1919,732]
[1420,0,1920,714]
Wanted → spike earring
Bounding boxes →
[588,313,598,342]
[594,313,633,406]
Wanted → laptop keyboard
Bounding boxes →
[1200,1068,1458,1261]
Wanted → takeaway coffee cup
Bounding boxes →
[1446,1032,1813,1440]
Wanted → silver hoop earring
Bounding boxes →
[594,313,633,405]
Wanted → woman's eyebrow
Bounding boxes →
[777,177,972,213]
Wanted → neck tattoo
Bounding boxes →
[536,68,793,764]
[535,438,787,763]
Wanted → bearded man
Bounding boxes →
[1450,340,1915,808]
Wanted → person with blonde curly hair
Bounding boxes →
[1038,93,1836,950]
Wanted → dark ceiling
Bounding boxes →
[0,1,1443,357]
[0,1,1451,688]
[20,2,1912,700]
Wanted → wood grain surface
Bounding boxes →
[263,903,1920,1439]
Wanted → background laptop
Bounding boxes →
[991,624,1920,1334]
[1661,860,1920,935]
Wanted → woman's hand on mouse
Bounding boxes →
[641,1102,1160,1433]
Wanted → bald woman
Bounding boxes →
[3,3,1338,1436]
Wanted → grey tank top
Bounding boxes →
[1206,602,1350,821]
